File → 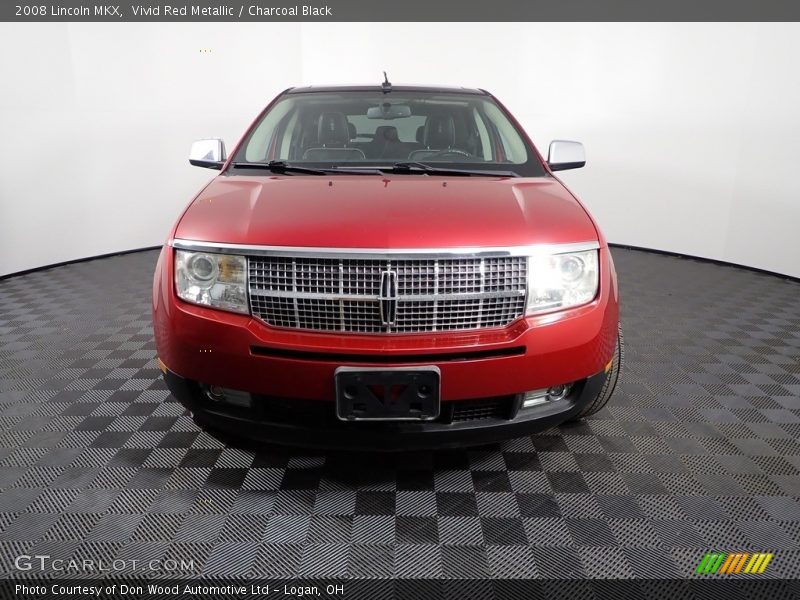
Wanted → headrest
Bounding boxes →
[347,122,356,140]
[317,112,350,146]
[416,126,425,144]
[303,147,367,161]
[374,126,399,143]
[423,115,455,149]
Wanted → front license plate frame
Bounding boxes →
[335,366,441,422]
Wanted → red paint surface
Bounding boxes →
[174,175,599,249]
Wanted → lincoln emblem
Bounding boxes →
[378,270,398,326]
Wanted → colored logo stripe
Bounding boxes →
[754,553,773,573]
[697,552,774,574]
[697,553,724,574]
[718,553,737,574]
[723,553,748,574]
[696,553,712,573]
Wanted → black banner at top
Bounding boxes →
[3,0,800,22]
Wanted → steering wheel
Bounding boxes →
[423,149,474,159]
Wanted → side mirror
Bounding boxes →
[189,138,226,170]
[547,140,585,171]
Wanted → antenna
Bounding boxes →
[382,71,392,94]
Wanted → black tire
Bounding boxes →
[572,325,624,419]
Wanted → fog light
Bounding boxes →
[203,384,252,408]
[547,384,571,402]
[207,385,225,401]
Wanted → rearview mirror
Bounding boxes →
[189,138,226,170]
[547,140,585,171]
[366,103,412,119]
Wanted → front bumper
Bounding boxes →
[163,367,610,451]
[152,243,619,449]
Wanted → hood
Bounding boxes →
[174,174,598,249]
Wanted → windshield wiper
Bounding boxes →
[232,160,327,175]
[390,162,520,178]
[232,160,382,175]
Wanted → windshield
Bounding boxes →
[232,90,546,177]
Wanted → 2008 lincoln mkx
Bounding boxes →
[152,80,622,450]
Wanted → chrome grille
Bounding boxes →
[248,253,528,334]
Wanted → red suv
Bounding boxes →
[152,84,621,450]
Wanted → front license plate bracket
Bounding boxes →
[335,366,441,421]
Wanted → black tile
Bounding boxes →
[354,492,395,515]
[157,432,198,448]
[396,516,438,544]
[205,468,248,489]
[128,468,173,489]
[621,474,670,495]
[516,494,561,518]
[108,448,152,467]
[547,472,589,494]
[575,454,616,472]
[503,452,542,471]
[481,517,527,545]
[435,492,479,517]
[597,436,638,453]
[179,449,223,468]
[596,495,645,519]
[531,435,569,452]
[61,403,100,416]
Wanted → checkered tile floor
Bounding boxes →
[0,248,798,579]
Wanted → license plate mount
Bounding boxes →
[335,366,441,421]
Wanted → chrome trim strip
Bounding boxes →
[248,289,527,302]
[478,257,486,328]
[171,238,600,258]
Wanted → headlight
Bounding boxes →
[526,249,599,315]
[174,250,248,314]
